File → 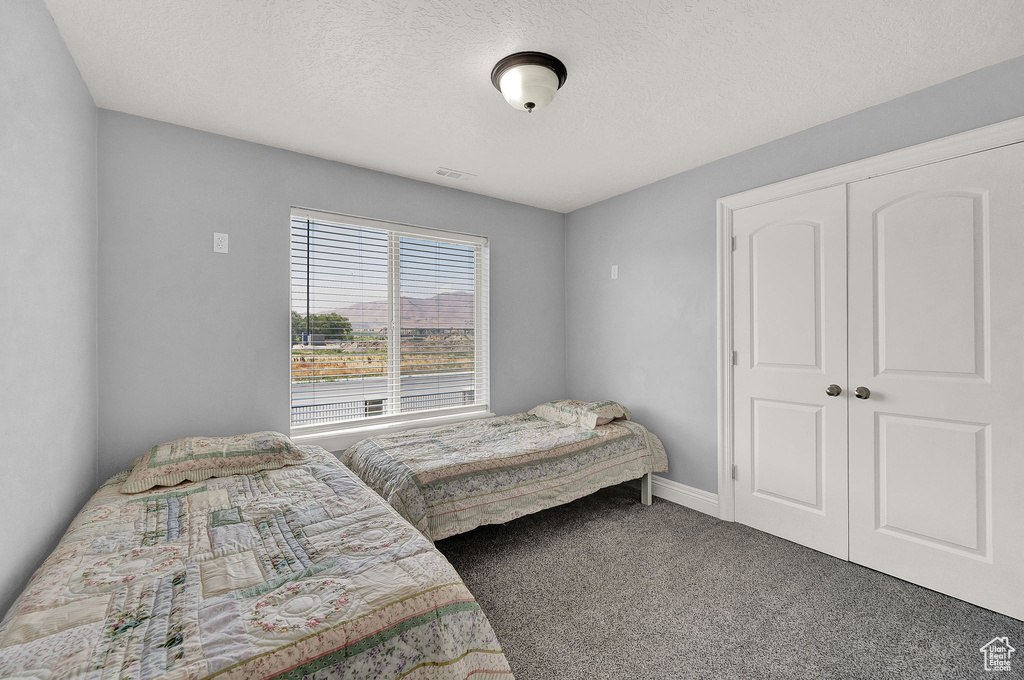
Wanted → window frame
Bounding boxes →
[288,207,490,439]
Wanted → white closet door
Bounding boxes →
[848,142,1024,620]
[732,184,849,559]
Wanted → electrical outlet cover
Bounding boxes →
[213,232,229,253]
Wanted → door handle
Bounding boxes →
[825,384,842,397]
[854,386,871,400]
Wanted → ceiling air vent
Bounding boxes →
[434,167,476,181]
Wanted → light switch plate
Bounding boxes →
[213,232,229,253]
[611,264,618,279]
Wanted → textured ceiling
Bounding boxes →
[44,0,1024,212]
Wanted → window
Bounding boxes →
[290,208,489,434]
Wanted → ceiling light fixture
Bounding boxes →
[490,51,567,113]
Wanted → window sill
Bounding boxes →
[291,409,496,454]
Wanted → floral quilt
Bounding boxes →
[341,413,668,541]
[0,446,512,680]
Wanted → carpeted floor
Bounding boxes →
[436,484,1023,680]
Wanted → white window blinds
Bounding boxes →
[290,208,489,433]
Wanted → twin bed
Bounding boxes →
[342,408,667,541]
[0,402,667,679]
[0,446,509,680]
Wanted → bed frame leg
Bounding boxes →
[641,472,653,506]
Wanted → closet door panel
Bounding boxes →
[750,221,821,368]
[732,184,848,559]
[873,191,986,378]
[848,141,1024,620]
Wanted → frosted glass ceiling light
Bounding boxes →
[491,52,567,113]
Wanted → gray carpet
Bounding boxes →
[436,484,1023,680]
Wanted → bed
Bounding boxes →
[340,403,668,542]
[0,444,512,680]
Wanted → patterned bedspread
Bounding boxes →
[0,446,512,680]
[341,413,668,541]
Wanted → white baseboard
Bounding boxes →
[648,475,720,518]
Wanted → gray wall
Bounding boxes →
[565,55,1024,494]
[97,111,566,479]
[0,0,98,615]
